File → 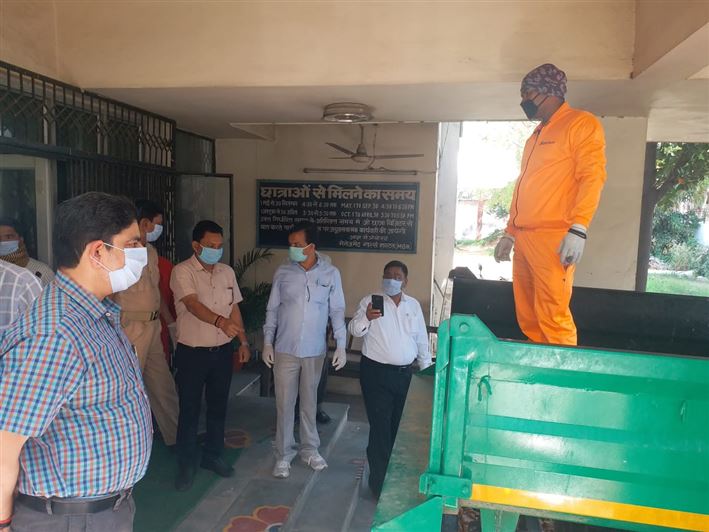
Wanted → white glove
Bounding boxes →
[418,359,433,371]
[262,344,274,368]
[332,347,347,371]
[558,224,587,266]
[494,234,515,262]
[167,322,178,347]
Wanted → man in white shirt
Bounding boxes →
[0,219,54,288]
[348,260,432,497]
[0,260,42,333]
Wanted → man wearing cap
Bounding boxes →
[494,63,607,345]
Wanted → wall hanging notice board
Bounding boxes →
[257,180,419,253]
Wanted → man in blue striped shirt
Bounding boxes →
[0,192,153,532]
[263,221,347,479]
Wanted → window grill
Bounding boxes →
[0,61,175,168]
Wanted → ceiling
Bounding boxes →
[96,76,709,142]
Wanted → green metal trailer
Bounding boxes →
[372,315,709,532]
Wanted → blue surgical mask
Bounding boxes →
[146,224,163,243]
[199,245,223,265]
[382,278,403,296]
[0,240,19,256]
[289,244,311,263]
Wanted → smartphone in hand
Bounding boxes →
[371,294,384,317]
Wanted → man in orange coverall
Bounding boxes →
[494,63,607,346]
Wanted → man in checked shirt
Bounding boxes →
[0,192,152,532]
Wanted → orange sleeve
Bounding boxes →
[569,114,607,228]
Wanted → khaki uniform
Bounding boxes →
[114,244,179,445]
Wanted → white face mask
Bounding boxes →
[93,243,148,293]
[146,224,163,243]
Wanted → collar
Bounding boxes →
[385,291,411,305]
[291,254,322,271]
[189,253,221,273]
[538,101,571,131]
[56,271,121,323]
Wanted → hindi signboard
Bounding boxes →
[257,180,419,253]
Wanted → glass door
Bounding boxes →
[175,173,233,264]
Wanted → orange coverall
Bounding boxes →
[506,102,607,345]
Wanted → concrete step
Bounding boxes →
[194,370,260,406]
[174,396,349,532]
[230,369,260,397]
[283,421,369,532]
[328,374,363,396]
[328,352,362,380]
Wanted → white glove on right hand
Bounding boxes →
[262,344,274,368]
[494,234,515,262]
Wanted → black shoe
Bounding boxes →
[316,409,331,425]
[200,456,235,478]
[175,465,195,491]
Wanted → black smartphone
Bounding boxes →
[371,294,384,316]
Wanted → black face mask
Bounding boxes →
[520,94,548,120]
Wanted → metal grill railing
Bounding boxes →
[0,61,175,168]
[57,159,177,262]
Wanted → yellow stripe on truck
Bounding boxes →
[471,484,709,531]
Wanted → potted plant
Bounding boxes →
[234,248,274,370]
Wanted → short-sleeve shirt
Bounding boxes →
[0,272,152,498]
[113,243,161,314]
[170,255,243,348]
[0,260,42,333]
[26,257,55,288]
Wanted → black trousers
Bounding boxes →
[175,342,232,467]
[359,355,412,496]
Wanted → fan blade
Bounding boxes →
[326,142,355,156]
[374,154,424,159]
[329,156,354,159]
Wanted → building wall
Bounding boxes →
[0,0,60,79]
[432,122,460,322]
[575,117,648,290]
[216,123,439,320]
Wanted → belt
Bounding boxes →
[179,342,231,353]
[16,489,132,515]
[362,355,414,373]
[122,310,160,322]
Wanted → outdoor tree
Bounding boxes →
[486,181,516,220]
[636,142,709,290]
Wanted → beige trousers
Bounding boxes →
[123,319,179,445]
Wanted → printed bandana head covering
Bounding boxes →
[521,63,567,99]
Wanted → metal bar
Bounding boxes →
[0,60,175,123]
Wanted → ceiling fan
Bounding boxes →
[325,124,424,165]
